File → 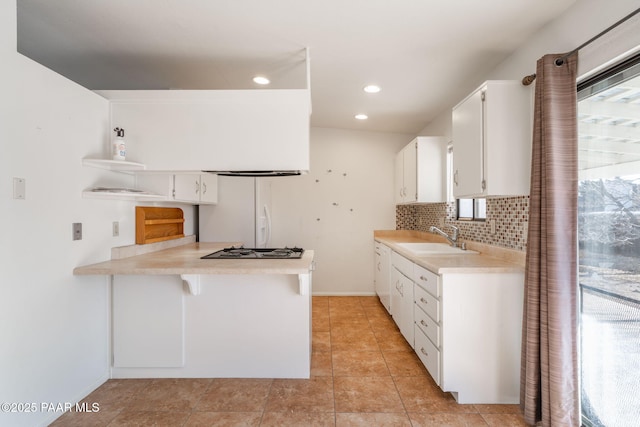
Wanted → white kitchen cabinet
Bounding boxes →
[452,80,532,198]
[395,136,446,204]
[174,173,218,204]
[390,251,415,347]
[391,248,524,404]
[136,173,218,205]
[374,242,391,313]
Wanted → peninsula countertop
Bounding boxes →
[74,242,315,276]
[374,230,525,274]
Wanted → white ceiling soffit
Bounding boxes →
[17,0,577,134]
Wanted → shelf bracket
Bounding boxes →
[181,274,201,295]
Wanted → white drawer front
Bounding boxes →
[414,284,439,322]
[415,326,441,386]
[413,264,438,297]
[414,304,440,348]
[391,251,413,278]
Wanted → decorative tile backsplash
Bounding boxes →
[396,196,529,251]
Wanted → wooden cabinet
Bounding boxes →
[374,242,391,313]
[395,136,446,204]
[452,80,532,198]
[136,173,218,205]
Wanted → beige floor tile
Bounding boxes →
[374,329,413,352]
[331,328,380,352]
[409,412,490,427]
[125,378,211,411]
[334,377,405,413]
[311,351,333,377]
[474,404,522,414]
[368,316,400,333]
[261,411,336,426]
[49,402,122,427]
[108,410,192,426]
[335,412,412,426]
[313,314,332,332]
[184,411,262,426]
[332,350,390,377]
[382,350,428,376]
[82,378,152,408]
[393,375,459,412]
[482,413,531,426]
[313,330,332,352]
[196,378,272,412]
[265,377,335,413]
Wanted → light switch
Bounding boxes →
[13,177,25,199]
[490,219,496,235]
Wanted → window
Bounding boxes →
[456,198,486,220]
[578,54,640,427]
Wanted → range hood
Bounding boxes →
[208,170,303,177]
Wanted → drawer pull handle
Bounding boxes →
[420,297,428,304]
[420,347,428,357]
[420,319,428,328]
[420,275,428,281]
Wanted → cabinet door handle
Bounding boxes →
[195,180,200,194]
[454,170,459,186]
[420,347,428,357]
[202,182,207,194]
[420,319,428,328]
[419,275,428,282]
[420,297,428,304]
[377,262,381,271]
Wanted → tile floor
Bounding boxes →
[51,296,530,426]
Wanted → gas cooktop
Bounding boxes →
[201,246,304,259]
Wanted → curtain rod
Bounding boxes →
[521,7,640,86]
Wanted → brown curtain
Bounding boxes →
[520,53,580,426]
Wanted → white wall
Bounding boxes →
[0,2,154,425]
[270,127,411,295]
[419,0,640,137]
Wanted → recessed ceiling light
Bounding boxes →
[253,76,270,85]
[363,85,381,93]
[355,114,368,120]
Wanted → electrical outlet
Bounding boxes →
[490,219,496,235]
[72,223,82,241]
[13,177,25,199]
[112,221,120,237]
[439,217,445,227]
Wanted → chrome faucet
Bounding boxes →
[429,225,460,247]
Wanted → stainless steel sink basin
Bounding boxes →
[396,242,478,255]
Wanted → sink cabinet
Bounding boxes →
[390,248,524,404]
[452,80,532,198]
[395,136,446,204]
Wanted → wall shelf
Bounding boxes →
[82,158,146,173]
[82,189,168,201]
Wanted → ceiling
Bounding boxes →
[17,0,577,134]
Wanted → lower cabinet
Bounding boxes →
[391,249,524,404]
[374,242,391,313]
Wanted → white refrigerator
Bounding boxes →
[199,176,272,248]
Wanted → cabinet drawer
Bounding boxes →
[414,304,440,348]
[413,264,438,297]
[415,326,441,386]
[415,284,439,322]
[391,251,413,278]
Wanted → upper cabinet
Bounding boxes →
[452,81,532,198]
[96,89,310,173]
[395,136,446,204]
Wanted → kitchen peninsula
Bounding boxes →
[74,237,315,379]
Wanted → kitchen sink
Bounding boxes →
[396,242,478,255]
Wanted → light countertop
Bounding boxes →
[374,230,525,274]
[74,242,315,276]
